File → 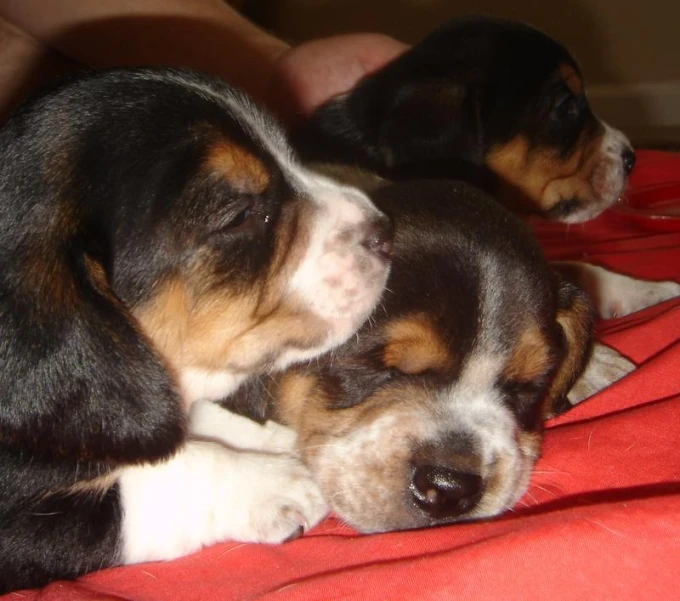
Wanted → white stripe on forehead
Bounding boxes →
[437,352,515,465]
[476,251,514,353]
[457,352,504,392]
[159,72,291,156]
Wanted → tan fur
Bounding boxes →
[63,472,119,498]
[559,63,583,95]
[544,291,593,417]
[205,139,270,194]
[19,203,82,315]
[504,322,551,382]
[281,378,438,530]
[134,201,325,376]
[486,129,605,215]
[517,431,541,458]
[383,314,453,374]
[275,372,318,428]
[21,253,78,316]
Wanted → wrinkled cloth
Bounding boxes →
[7,150,680,601]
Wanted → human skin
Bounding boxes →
[0,0,407,125]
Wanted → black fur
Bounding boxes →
[233,179,597,533]
[293,16,604,215]
[0,67,297,593]
[306,179,566,428]
[229,179,588,435]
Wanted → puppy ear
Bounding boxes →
[294,75,481,173]
[376,78,479,166]
[543,275,595,418]
[1,249,186,465]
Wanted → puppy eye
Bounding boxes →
[501,379,546,430]
[553,94,580,121]
[228,206,252,230]
[218,203,269,235]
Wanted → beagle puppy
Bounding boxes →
[214,178,677,533]
[294,15,636,223]
[0,67,392,593]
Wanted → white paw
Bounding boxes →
[600,278,680,319]
[237,453,329,543]
[553,262,680,319]
[585,264,680,319]
[120,441,328,564]
[567,343,636,405]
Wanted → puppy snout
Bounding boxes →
[361,215,393,259]
[410,465,483,519]
[622,147,636,176]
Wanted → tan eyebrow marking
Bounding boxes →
[504,322,552,383]
[383,313,453,375]
[204,139,270,194]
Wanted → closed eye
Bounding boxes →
[214,201,270,236]
[552,92,581,122]
[227,206,252,230]
[501,379,548,431]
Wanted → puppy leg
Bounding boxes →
[119,439,328,564]
[566,342,636,406]
[552,261,680,319]
[189,399,298,454]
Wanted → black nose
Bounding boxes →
[622,148,636,175]
[362,215,393,259]
[410,466,483,519]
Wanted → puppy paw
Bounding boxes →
[567,343,635,405]
[241,454,329,543]
[600,278,680,319]
[120,442,328,564]
[553,262,680,319]
[583,264,680,319]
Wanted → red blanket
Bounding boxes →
[7,150,680,601]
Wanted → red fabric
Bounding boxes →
[7,150,680,601]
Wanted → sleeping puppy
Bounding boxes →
[294,15,635,223]
[210,178,678,534]
[0,67,392,593]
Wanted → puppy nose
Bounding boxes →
[410,466,483,519]
[361,215,393,259]
[622,148,636,175]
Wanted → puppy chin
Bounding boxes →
[564,123,632,224]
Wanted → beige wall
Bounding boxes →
[249,0,680,145]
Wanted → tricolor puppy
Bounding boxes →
[0,68,391,592]
[216,178,679,534]
[295,15,635,223]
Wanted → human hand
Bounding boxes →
[266,33,408,127]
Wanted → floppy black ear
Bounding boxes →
[376,78,481,167]
[543,274,595,418]
[295,75,481,174]
[0,248,186,466]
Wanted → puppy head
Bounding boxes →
[271,180,594,532]
[0,68,390,464]
[300,16,634,223]
[480,40,634,223]
[126,117,392,402]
